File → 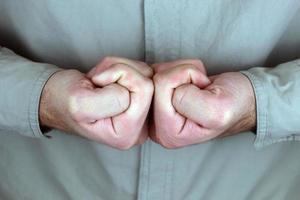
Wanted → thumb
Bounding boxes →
[71,83,130,123]
[172,84,217,127]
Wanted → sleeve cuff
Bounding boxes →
[28,66,62,138]
[241,71,269,149]
[241,70,300,149]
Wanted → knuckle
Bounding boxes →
[148,66,154,76]
[192,59,206,73]
[142,66,154,78]
[112,63,131,75]
[102,56,115,63]
[193,59,204,67]
[142,78,154,94]
[112,62,126,70]
[181,65,198,74]
[181,59,204,69]
[153,73,160,83]
[153,73,165,84]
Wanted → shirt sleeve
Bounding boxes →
[0,46,61,138]
[241,59,300,149]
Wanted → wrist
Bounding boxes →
[39,82,52,129]
[237,73,257,133]
[243,72,257,132]
[223,72,257,136]
[39,69,65,131]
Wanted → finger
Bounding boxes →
[70,83,129,123]
[91,63,152,92]
[152,59,207,75]
[154,64,211,89]
[154,118,218,148]
[175,119,218,147]
[132,60,154,77]
[172,84,220,128]
[87,56,153,78]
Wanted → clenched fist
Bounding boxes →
[40,57,154,149]
[151,59,256,148]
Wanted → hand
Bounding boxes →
[40,57,154,150]
[151,59,256,148]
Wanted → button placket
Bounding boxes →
[137,0,181,199]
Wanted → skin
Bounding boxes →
[151,59,256,148]
[40,57,154,150]
[40,57,256,150]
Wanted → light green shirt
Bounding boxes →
[0,1,300,199]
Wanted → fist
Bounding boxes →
[40,57,154,150]
[151,59,256,148]
[151,59,211,148]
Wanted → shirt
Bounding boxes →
[0,0,300,199]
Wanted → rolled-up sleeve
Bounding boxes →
[0,47,61,138]
[241,59,300,149]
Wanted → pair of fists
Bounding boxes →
[40,57,256,150]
